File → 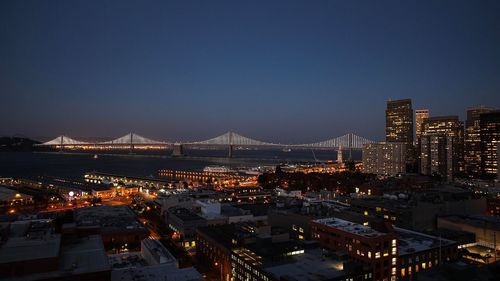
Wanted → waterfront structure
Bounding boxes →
[419,116,464,181]
[465,106,494,177]
[415,109,430,139]
[480,110,500,179]
[362,142,407,176]
[37,132,374,158]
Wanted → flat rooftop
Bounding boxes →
[168,207,205,222]
[0,220,61,264]
[57,235,110,275]
[396,227,456,256]
[313,217,384,238]
[111,264,201,281]
[439,215,500,231]
[74,205,148,234]
[263,249,347,281]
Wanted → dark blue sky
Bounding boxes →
[1,0,499,143]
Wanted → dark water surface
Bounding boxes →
[0,149,361,180]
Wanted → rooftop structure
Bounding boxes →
[313,217,384,238]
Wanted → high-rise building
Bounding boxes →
[480,110,500,179]
[465,106,494,177]
[419,116,464,181]
[386,99,414,144]
[415,109,430,139]
[362,142,407,176]
[386,99,414,172]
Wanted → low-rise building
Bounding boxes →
[109,239,201,281]
[0,219,111,280]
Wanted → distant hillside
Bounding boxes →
[0,137,40,151]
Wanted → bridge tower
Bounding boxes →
[129,132,134,154]
[228,131,233,158]
[59,135,64,152]
[348,133,353,161]
[172,143,184,157]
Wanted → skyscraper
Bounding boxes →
[465,106,494,177]
[480,110,500,179]
[362,142,407,176]
[386,99,414,171]
[415,109,429,139]
[386,99,414,144]
[419,116,464,181]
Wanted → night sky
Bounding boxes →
[1,0,499,143]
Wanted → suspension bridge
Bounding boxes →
[36,131,374,158]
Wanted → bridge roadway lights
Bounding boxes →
[172,144,184,157]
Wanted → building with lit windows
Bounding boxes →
[311,218,458,281]
[396,228,457,280]
[465,106,494,177]
[311,218,398,281]
[480,110,500,179]
[419,116,464,181]
[196,222,371,281]
[362,142,407,176]
[415,109,429,140]
[386,99,414,145]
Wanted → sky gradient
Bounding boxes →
[1,0,499,143]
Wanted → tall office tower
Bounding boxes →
[419,116,464,181]
[465,106,494,177]
[480,110,500,179]
[415,109,430,139]
[386,99,414,171]
[386,99,414,144]
[362,142,407,176]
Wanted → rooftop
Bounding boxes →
[111,264,201,281]
[74,205,148,234]
[313,217,385,238]
[0,220,61,264]
[396,227,456,256]
[263,249,352,281]
[168,207,206,222]
[439,215,500,231]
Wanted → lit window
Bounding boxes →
[368,252,372,258]
[375,252,381,259]
[392,258,397,265]
[401,268,405,277]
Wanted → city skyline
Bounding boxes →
[1,0,500,142]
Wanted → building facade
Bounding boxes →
[419,116,464,181]
[415,109,429,140]
[465,106,494,177]
[311,218,398,281]
[480,110,500,179]
[363,142,407,176]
